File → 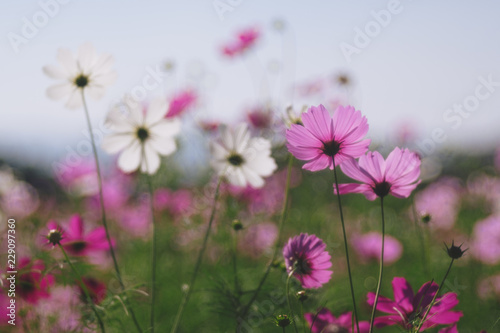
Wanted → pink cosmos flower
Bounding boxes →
[466,174,500,215]
[238,223,278,259]
[87,172,132,214]
[54,159,98,196]
[16,258,55,304]
[336,147,421,200]
[352,232,403,265]
[477,274,500,300]
[115,201,151,238]
[367,277,462,331]
[414,177,462,230]
[247,106,273,130]
[154,188,193,217]
[304,308,369,333]
[166,89,197,118]
[47,215,114,256]
[471,215,500,265]
[79,277,107,304]
[283,233,332,289]
[222,27,260,57]
[439,324,458,333]
[286,104,370,171]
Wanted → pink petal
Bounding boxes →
[301,104,334,142]
[392,277,415,314]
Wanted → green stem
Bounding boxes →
[411,200,429,276]
[59,244,106,333]
[80,90,143,333]
[146,174,157,333]
[232,230,240,294]
[300,302,306,333]
[416,258,455,332]
[369,197,386,333]
[286,271,299,333]
[332,161,360,333]
[170,177,223,333]
[238,154,294,324]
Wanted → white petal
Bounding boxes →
[123,96,145,126]
[244,138,277,176]
[210,142,229,161]
[77,42,97,72]
[65,89,83,109]
[43,65,67,79]
[233,123,250,153]
[91,53,115,75]
[145,97,169,126]
[226,167,247,187]
[92,71,117,87]
[105,106,137,132]
[241,165,264,188]
[150,118,181,138]
[221,125,235,151]
[149,135,177,156]
[86,84,106,100]
[46,83,73,100]
[102,133,135,154]
[118,140,141,173]
[141,142,161,174]
[56,48,78,76]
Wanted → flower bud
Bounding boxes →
[445,240,468,259]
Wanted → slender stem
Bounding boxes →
[59,244,105,333]
[146,174,157,333]
[300,303,306,333]
[80,90,143,333]
[416,258,455,332]
[170,177,223,333]
[369,197,385,333]
[286,271,299,333]
[232,230,240,294]
[283,327,286,333]
[238,155,294,323]
[332,160,360,333]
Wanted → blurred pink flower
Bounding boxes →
[283,233,332,289]
[477,274,500,300]
[16,258,55,304]
[154,188,193,217]
[414,177,462,230]
[54,159,98,196]
[466,174,500,214]
[336,147,421,200]
[439,324,458,333]
[471,215,500,265]
[238,222,278,258]
[79,277,107,305]
[367,277,462,331]
[198,119,220,133]
[496,147,500,171]
[304,308,369,333]
[352,232,403,265]
[116,200,151,238]
[247,106,273,130]
[166,89,197,118]
[286,104,370,171]
[1,181,39,218]
[47,214,114,257]
[222,27,259,57]
[87,172,132,214]
[0,290,11,326]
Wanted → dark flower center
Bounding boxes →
[294,257,311,275]
[68,241,87,253]
[373,181,391,198]
[322,140,341,157]
[19,277,36,294]
[293,119,303,126]
[136,127,150,142]
[227,153,244,166]
[74,74,89,88]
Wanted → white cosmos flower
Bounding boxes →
[210,123,277,188]
[102,96,181,175]
[43,42,117,109]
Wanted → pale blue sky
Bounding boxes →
[1,0,500,171]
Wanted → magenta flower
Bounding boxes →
[238,223,278,259]
[439,324,458,333]
[166,89,197,118]
[414,177,462,230]
[367,277,462,331]
[79,277,107,305]
[247,106,272,130]
[283,233,332,289]
[336,147,421,200]
[222,27,260,57]
[286,104,370,171]
[154,188,193,217]
[304,308,369,333]
[16,258,55,304]
[471,215,500,265]
[47,214,114,256]
[352,232,403,265]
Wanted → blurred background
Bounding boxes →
[1,0,500,172]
